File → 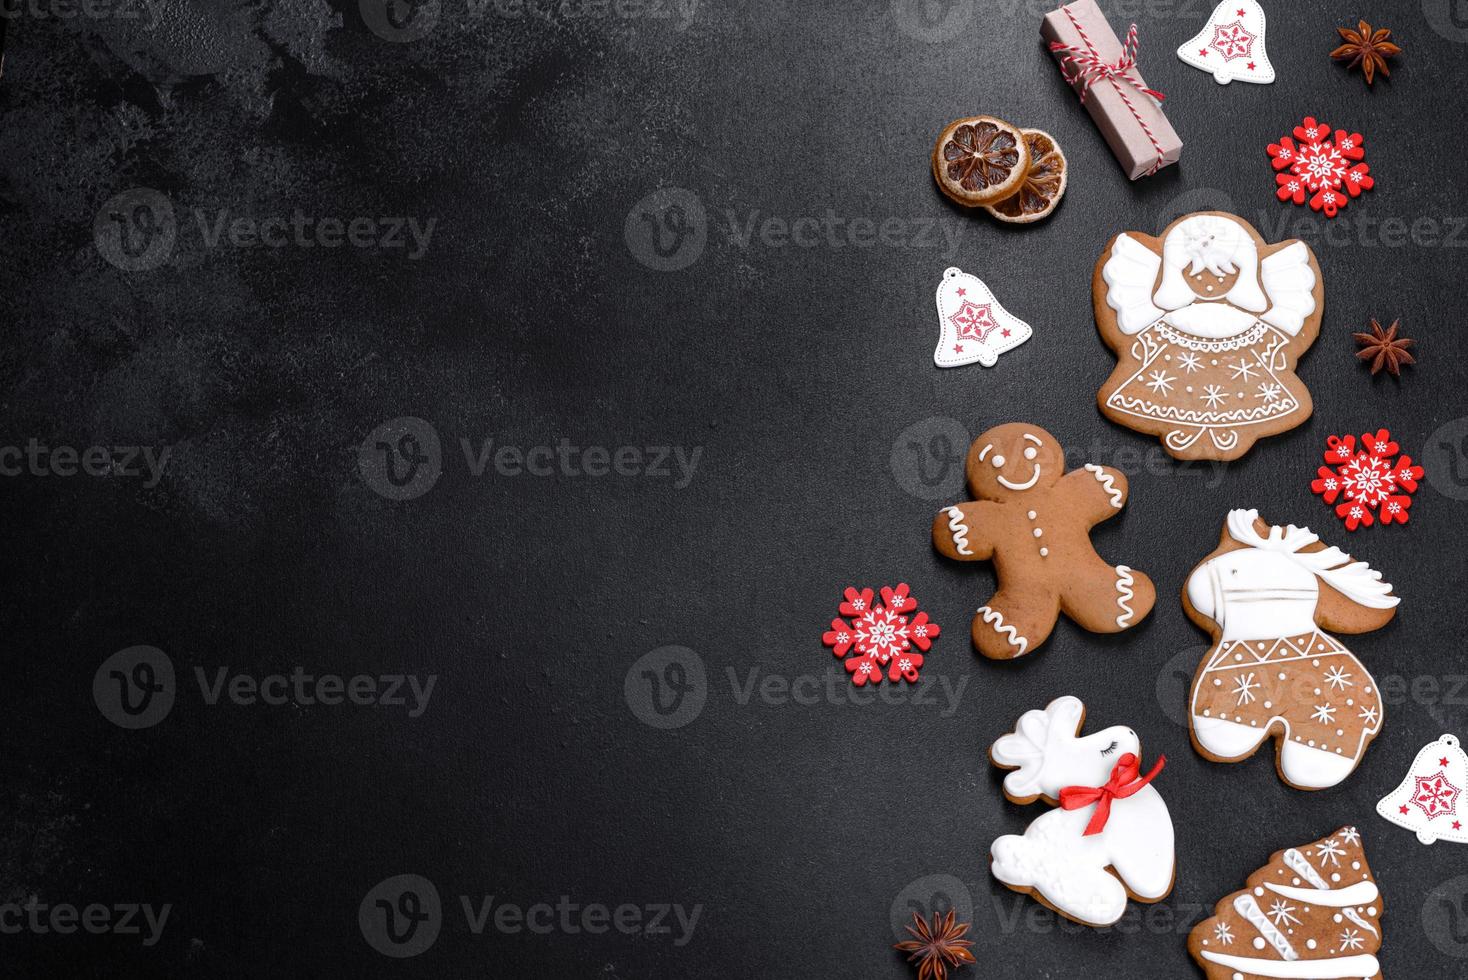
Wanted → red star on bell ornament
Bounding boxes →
[1400,804,1409,814]
[1442,757,1451,766]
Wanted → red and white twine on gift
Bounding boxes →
[1049,12,1168,175]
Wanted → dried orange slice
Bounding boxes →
[931,116,1030,207]
[985,129,1068,224]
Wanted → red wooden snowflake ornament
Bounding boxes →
[1268,116,1374,218]
[1310,428,1422,531]
[822,583,940,686]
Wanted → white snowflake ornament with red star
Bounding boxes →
[822,583,940,686]
[1177,1,1276,85]
[932,267,1033,369]
[1377,734,1468,845]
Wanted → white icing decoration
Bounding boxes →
[1283,848,1329,889]
[1105,215,1314,347]
[1263,881,1378,907]
[1100,216,1317,458]
[1259,242,1317,336]
[1102,234,1164,335]
[1163,303,1259,338]
[1198,952,1379,979]
[998,460,1042,491]
[1154,216,1266,315]
[989,696,1173,927]
[1234,894,1296,960]
[977,606,1027,656]
[1341,907,1377,937]
[1187,510,1397,788]
[1114,566,1136,627]
[1083,464,1123,508]
[932,267,1033,369]
[944,506,973,556]
[1176,1,1277,85]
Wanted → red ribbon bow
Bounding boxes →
[1049,23,1166,105]
[1058,753,1165,837]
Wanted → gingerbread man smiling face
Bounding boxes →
[933,423,1157,659]
[966,424,1066,502]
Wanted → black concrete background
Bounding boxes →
[2,0,1467,976]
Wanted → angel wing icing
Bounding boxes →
[1101,234,1164,336]
[1258,241,1317,335]
[1104,230,1315,338]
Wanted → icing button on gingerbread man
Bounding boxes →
[932,423,1156,659]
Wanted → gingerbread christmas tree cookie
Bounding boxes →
[1189,827,1383,979]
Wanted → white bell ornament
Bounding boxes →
[1376,733,1468,845]
[931,267,1033,369]
[1177,0,1276,85]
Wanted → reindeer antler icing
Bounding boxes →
[1225,508,1399,609]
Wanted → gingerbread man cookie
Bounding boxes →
[932,423,1156,659]
[1094,211,1322,461]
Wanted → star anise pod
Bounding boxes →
[1331,21,1402,86]
[893,909,975,980]
[1353,318,1416,376]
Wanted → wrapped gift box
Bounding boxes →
[1041,0,1182,179]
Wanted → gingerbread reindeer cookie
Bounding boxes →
[932,423,1156,659]
[989,696,1175,928]
[1185,509,1399,790]
[1094,211,1322,461]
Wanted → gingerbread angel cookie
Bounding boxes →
[932,423,1155,659]
[989,696,1174,928]
[1185,509,1399,790]
[1189,827,1383,979]
[1094,212,1322,461]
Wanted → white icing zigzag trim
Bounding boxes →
[944,506,973,556]
[977,606,1027,656]
[1114,566,1136,627]
[1233,894,1298,961]
[1283,847,1330,889]
[1084,464,1123,508]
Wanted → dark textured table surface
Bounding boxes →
[3,1,1468,976]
